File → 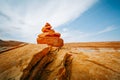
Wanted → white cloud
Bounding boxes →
[61,25,117,42]
[61,28,90,42]
[97,25,116,34]
[0,0,97,43]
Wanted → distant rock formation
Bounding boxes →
[0,40,27,53]
[0,40,120,80]
[37,23,64,47]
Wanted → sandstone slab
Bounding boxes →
[0,44,49,80]
[0,41,120,80]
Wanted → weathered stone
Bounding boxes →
[37,37,63,47]
[37,22,64,47]
[0,44,50,80]
[0,41,120,80]
[38,32,60,37]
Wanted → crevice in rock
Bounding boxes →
[37,51,58,80]
[20,47,51,80]
[28,52,54,80]
[86,59,120,74]
[56,53,73,80]
[64,53,73,80]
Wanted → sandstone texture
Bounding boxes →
[0,40,120,80]
[37,23,64,47]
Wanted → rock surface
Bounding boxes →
[37,23,64,47]
[0,40,120,80]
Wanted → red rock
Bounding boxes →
[37,22,64,47]
[37,37,63,47]
[38,33,60,37]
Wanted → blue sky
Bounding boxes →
[0,0,120,43]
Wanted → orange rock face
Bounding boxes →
[37,23,64,47]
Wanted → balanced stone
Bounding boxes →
[37,23,64,47]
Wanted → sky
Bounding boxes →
[0,0,120,43]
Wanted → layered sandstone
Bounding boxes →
[0,40,120,80]
[37,23,64,47]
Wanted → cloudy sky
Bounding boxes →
[0,0,120,43]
